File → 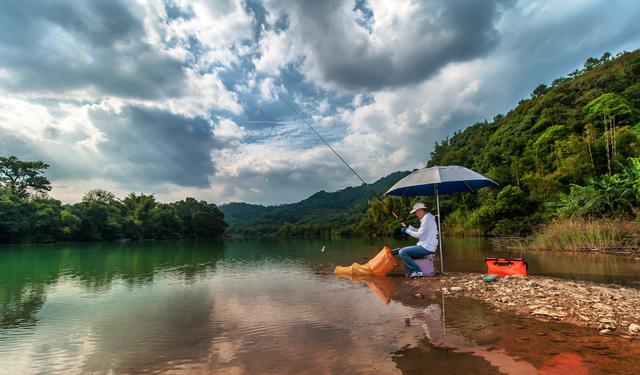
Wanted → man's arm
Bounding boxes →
[406,216,436,239]
[405,224,420,239]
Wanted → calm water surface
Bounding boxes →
[1,238,639,374]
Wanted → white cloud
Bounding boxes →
[213,118,246,140]
[258,76,281,102]
[140,68,244,118]
[2,0,640,205]
[253,29,300,76]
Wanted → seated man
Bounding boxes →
[392,202,439,278]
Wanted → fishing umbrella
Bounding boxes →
[385,165,498,273]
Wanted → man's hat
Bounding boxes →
[409,202,427,214]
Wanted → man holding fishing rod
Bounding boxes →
[285,99,438,278]
[392,203,439,278]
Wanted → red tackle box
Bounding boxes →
[484,257,528,277]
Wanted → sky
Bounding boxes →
[1,0,639,205]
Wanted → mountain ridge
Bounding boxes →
[219,170,410,235]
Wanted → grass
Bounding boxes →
[523,218,640,252]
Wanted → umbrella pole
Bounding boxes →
[436,185,444,274]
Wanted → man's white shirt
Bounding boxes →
[405,213,439,251]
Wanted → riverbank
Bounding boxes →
[493,219,640,254]
[412,273,640,338]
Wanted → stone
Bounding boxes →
[498,296,511,303]
[629,323,640,334]
[531,308,568,318]
[578,315,590,322]
[593,303,612,310]
[599,329,612,334]
[450,287,463,292]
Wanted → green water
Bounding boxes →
[1,238,639,374]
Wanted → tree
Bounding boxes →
[531,84,549,98]
[148,204,182,239]
[0,195,31,242]
[476,185,537,235]
[123,193,156,238]
[554,171,636,219]
[67,202,123,241]
[82,189,120,206]
[0,156,51,198]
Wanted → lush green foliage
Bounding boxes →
[220,171,410,236]
[553,158,640,218]
[223,50,640,237]
[425,50,640,235]
[0,156,51,198]
[0,157,227,243]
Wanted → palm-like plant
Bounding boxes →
[555,159,638,218]
[622,158,640,202]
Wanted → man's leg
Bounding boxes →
[398,245,431,275]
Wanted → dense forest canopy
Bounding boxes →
[222,50,640,237]
[0,157,227,243]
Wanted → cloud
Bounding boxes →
[210,132,358,203]
[2,0,640,205]
[89,104,221,188]
[0,98,235,195]
[0,0,186,99]
[215,0,640,205]
[257,0,510,91]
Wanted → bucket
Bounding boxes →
[484,257,528,277]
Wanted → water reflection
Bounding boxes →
[335,275,396,304]
[392,289,640,375]
[0,241,225,330]
[1,239,640,374]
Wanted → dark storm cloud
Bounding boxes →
[0,0,185,99]
[277,0,512,91]
[90,105,220,187]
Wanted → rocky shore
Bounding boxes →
[424,273,640,337]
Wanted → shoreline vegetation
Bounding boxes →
[3,51,640,248]
[221,50,640,252]
[516,218,640,254]
[0,156,227,244]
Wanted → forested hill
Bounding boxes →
[219,171,409,236]
[423,49,640,235]
[222,49,640,237]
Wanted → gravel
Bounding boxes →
[430,273,640,337]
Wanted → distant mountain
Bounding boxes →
[219,171,410,235]
[223,49,640,237]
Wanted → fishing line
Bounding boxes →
[321,246,369,260]
[282,99,400,219]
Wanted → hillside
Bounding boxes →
[424,50,640,235]
[222,49,640,237]
[220,171,410,236]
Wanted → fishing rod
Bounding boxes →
[283,99,401,220]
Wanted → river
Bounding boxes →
[1,238,639,374]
